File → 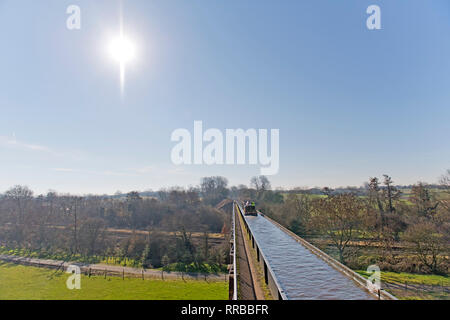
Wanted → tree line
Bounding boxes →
[1,171,449,274]
[0,177,233,270]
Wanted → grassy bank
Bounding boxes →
[357,270,450,286]
[0,262,228,300]
[356,270,449,300]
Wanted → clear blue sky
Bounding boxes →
[0,0,449,194]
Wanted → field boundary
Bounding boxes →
[0,254,229,282]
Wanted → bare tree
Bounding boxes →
[367,175,401,228]
[368,177,383,218]
[4,185,33,244]
[5,185,33,225]
[200,176,229,206]
[440,169,450,189]
[410,183,439,219]
[63,196,82,254]
[250,176,271,199]
[382,175,401,214]
[403,221,446,274]
[311,194,365,264]
[78,218,106,256]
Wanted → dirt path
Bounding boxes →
[235,210,257,300]
[235,210,266,300]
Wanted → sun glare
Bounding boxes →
[108,33,137,97]
[109,36,135,64]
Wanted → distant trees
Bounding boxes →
[126,191,142,202]
[401,177,449,274]
[403,222,446,274]
[292,194,313,235]
[367,175,401,228]
[366,175,407,247]
[382,175,401,214]
[140,244,151,268]
[234,184,256,200]
[276,194,312,236]
[410,183,439,218]
[126,191,142,230]
[310,194,365,263]
[62,196,83,254]
[259,190,283,204]
[438,171,450,244]
[250,175,271,196]
[0,179,230,270]
[4,185,34,245]
[4,185,33,224]
[172,228,198,272]
[78,217,106,256]
[440,169,450,192]
[258,172,449,274]
[247,176,284,204]
[200,176,229,206]
[1,170,448,275]
[168,188,201,208]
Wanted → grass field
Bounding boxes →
[0,262,228,300]
[356,270,449,300]
[357,270,450,286]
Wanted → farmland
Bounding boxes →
[0,262,228,300]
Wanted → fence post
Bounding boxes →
[104,268,107,279]
[142,269,144,280]
[122,268,124,280]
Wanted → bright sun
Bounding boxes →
[108,33,136,96]
[109,36,136,64]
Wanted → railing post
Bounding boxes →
[263,261,268,284]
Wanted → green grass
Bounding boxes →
[356,270,449,300]
[0,262,228,300]
[356,270,450,286]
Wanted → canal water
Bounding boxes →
[244,214,374,300]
